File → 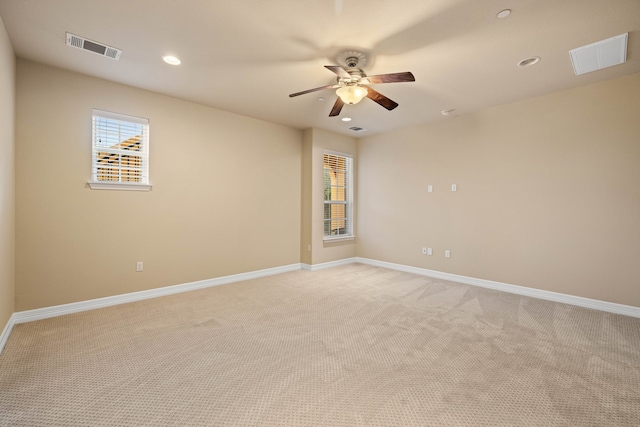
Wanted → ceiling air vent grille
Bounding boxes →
[569,33,627,76]
[66,32,122,60]
[349,126,367,132]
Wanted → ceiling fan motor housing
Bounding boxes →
[339,68,365,86]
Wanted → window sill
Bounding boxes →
[323,235,355,243]
[88,182,152,191]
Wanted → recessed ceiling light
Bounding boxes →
[318,97,325,102]
[518,56,540,67]
[497,9,511,19]
[341,117,352,122]
[162,55,181,65]
[441,109,455,116]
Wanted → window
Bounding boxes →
[323,151,353,239]
[88,109,151,191]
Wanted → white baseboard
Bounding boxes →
[11,263,301,326]
[0,313,17,355]
[356,257,640,318]
[301,257,357,271]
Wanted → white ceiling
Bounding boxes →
[1,0,639,137]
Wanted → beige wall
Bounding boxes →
[11,57,640,312]
[309,128,357,265]
[0,17,15,329]
[300,129,313,265]
[357,72,640,307]
[15,60,302,311]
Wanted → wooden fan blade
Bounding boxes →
[329,97,345,117]
[364,72,415,85]
[324,65,350,78]
[289,84,337,97]
[366,87,399,111]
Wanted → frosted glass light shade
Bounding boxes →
[336,85,368,104]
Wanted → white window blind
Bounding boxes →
[323,151,353,239]
[90,109,150,188]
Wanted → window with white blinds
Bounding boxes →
[89,109,151,191]
[323,151,353,239]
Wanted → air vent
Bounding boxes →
[569,33,627,76]
[349,126,367,132]
[66,32,122,60]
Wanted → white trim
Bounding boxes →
[323,235,355,243]
[92,109,149,125]
[301,257,357,271]
[356,257,640,318]
[0,313,17,355]
[11,263,301,326]
[88,181,152,191]
[323,149,353,159]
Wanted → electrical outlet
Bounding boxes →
[445,250,451,258]
[136,261,143,272]
[422,247,427,255]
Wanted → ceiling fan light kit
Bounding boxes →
[289,51,415,117]
[336,85,368,104]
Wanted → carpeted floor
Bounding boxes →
[0,263,639,426]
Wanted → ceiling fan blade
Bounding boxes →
[324,65,350,78]
[289,84,338,97]
[364,72,415,85]
[366,87,399,111]
[329,97,345,117]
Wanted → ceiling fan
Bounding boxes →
[289,52,415,117]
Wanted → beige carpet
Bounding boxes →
[1,263,639,426]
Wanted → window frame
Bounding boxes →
[323,150,354,241]
[88,109,152,191]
